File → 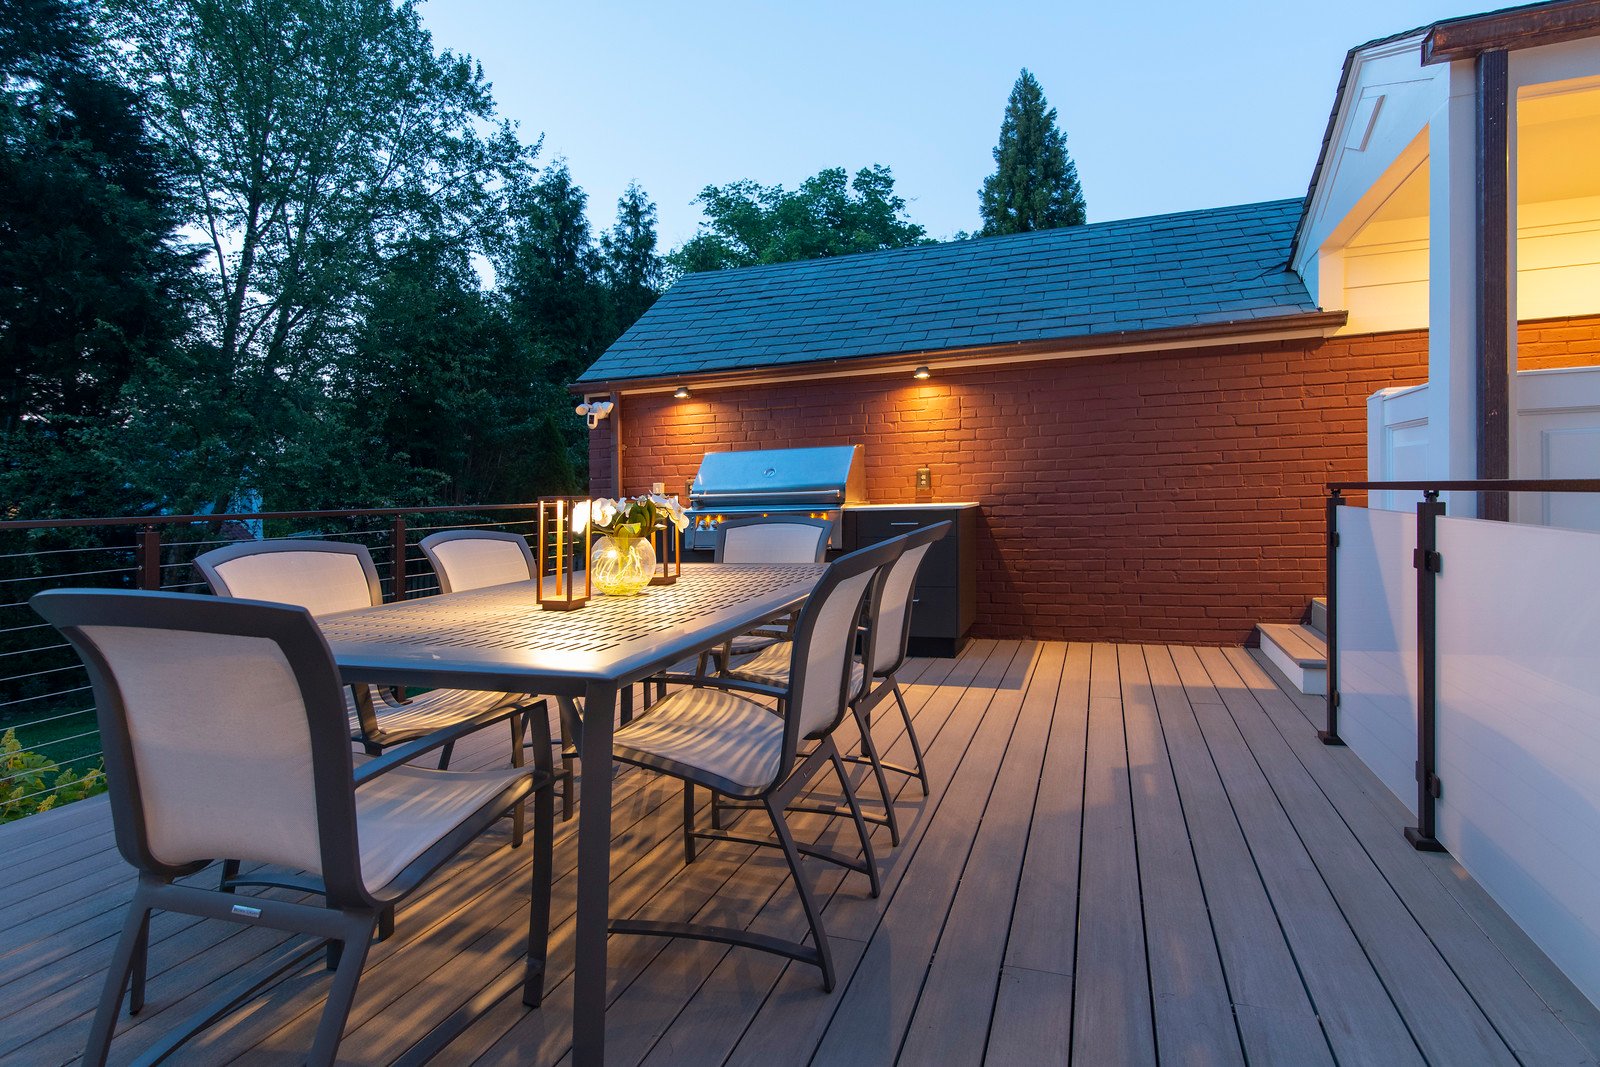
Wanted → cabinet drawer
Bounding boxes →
[850,511,963,585]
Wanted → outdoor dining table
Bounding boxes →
[317,560,827,1066]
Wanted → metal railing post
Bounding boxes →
[1406,491,1447,852]
[391,516,408,603]
[1319,489,1343,745]
[137,526,160,590]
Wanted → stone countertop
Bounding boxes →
[845,502,980,510]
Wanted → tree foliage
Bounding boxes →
[602,182,663,329]
[669,164,929,275]
[978,69,1085,237]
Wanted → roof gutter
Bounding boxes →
[571,310,1349,397]
[1422,0,1600,64]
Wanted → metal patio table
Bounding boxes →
[317,561,826,1066]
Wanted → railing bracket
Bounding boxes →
[1413,548,1444,573]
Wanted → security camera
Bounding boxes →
[575,399,614,430]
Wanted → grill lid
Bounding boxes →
[689,445,866,505]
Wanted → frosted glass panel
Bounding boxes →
[1434,516,1600,1011]
[1336,506,1418,813]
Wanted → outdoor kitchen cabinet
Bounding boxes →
[844,503,978,657]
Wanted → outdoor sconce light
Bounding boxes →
[913,365,931,380]
[673,385,691,399]
[574,399,614,429]
[536,497,591,610]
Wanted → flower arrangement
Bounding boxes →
[574,495,689,595]
[574,495,689,538]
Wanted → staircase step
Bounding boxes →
[1256,622,1328,696]
[1308,596,1327,636]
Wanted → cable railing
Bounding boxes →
[0,501,545,820]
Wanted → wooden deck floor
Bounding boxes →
[4,640,1600,1065]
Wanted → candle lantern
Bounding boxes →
[536,497,591,610]
[650,520,682,586]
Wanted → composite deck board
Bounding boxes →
[1070,643,1157,1064]
[1141,645,1335,1066]
[2,643,1598,1066]
[1117,645,1243,1066]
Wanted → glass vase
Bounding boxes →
[590,532,656,596]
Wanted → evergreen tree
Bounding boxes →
[601,182,662,332]
[978,69,1086,237]
[0,0,192,434]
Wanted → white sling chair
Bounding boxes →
[31,589,554,1067]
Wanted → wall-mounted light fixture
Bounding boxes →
[673,385,691,399]
[913,365,931,380]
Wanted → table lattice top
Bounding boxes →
[320,563,823,659]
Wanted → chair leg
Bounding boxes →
[892,677,931,796]
[508,711,526,849]
[438,740,455,771]
[128,909,151,1015]
[709,789,724,830]
[377,905,395,941]
[306,913,377,1067]
[218,858,241,893]
[682,782,698,864]
[523,778,555,1008]
[828,744,882,898]
[764,797,835,992]
[852,703,901,847]
[83,893,153,1067]
[557,697,580,822]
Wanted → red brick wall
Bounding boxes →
[587,314,1596,643]
[1517,314,1600,371]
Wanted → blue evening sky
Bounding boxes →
[419,1,1504,250]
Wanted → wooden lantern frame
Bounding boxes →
[650,520,683,586]
[536,496,591,610]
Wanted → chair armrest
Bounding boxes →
[353,701,531,786]
[649,672,789,701]
[378,686,412,707]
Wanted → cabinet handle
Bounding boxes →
[889,521,918,527]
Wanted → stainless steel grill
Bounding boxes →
[685,445,866,551]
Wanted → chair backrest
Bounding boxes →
[419,530,537,594]
[194,540,382,616]
[780,537,904,757]
[870,522,952,676]
[29,589,368,904]
[714,517,831,564]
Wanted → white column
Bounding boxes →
[1426,59,1480,515]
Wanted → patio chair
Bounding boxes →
[419,529,579,819]
[608,537,901,990]
[30,589,554,1067]
[700,515,833,672]
[716,524,945,847]
[195,539,540,776]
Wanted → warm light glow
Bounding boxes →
[913,365,931,380]
[674,385,691,399]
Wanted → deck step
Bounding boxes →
[1256,622,1327,696]
[1308,596,1327,637]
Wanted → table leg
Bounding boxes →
[572,681,616,1067]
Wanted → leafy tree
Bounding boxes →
[102,0,535,511]
[601,182,662,332]
[978,69,1086,236]
[668,164,929,275]
[497,160,613,387]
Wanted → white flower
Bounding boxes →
[648,493,690,531]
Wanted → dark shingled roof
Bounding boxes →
[577,198,1318,385]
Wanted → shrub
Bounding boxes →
[1,729,107,822]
